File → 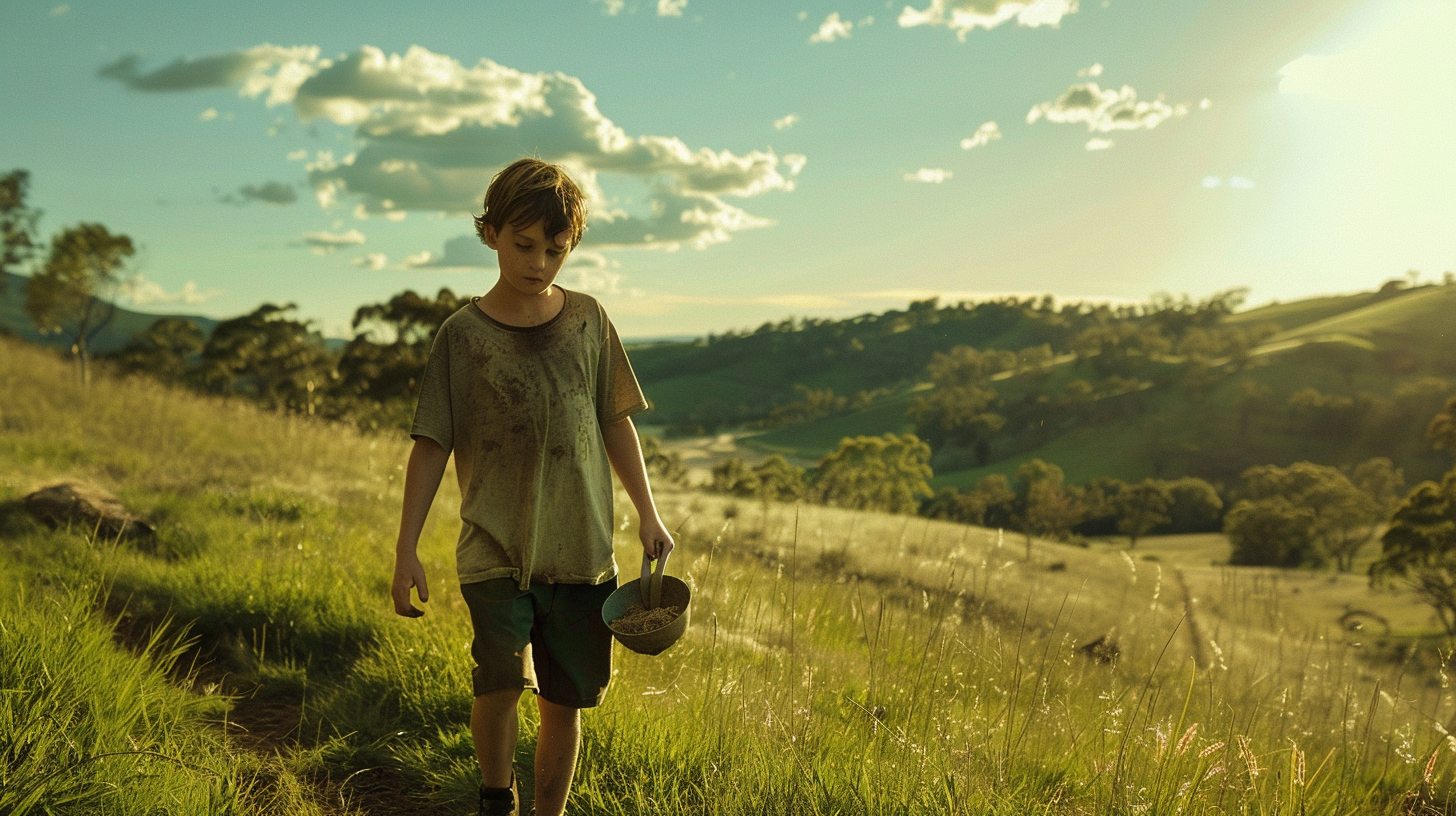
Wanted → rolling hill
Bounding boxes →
[1,270,221,355]
[639,284,1456,486]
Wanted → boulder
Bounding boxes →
[24,482,155,543]
[1077,634,1121,664]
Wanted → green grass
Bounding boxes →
[6,335,1456,815]
[1226,290,1388,332]
[743,387,921,465]
[1276,285,1456,352]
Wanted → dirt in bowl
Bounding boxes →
[611,603,682,634]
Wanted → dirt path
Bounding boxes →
[222,687,422,816]
[106,612,422,816]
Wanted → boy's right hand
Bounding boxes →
[392,552,430,618]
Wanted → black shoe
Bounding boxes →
[478,775,518,816]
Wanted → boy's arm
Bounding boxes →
[602,416,674,560]
[392,436,450,617]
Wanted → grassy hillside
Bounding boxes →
[680,285,1456,486]
[5,336,1456,814]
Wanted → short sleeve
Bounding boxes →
[598,319,649,426]
[409,326,454,452]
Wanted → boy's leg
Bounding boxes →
[460,577,541,807]
[472,688,523,788]
[526,578,616,815]
[533,696,582,816]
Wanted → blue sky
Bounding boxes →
[2,0,1452,338]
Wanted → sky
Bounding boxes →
[2,0,1452,340]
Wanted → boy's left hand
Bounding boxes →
[639,516,674,561]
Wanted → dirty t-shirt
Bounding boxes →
[409,289,648,589]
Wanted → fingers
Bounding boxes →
[391,563,428,618]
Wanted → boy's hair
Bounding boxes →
[474,158,588,249]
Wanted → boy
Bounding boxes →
[390,158,674,816]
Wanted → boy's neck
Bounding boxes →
[477,281,566,328]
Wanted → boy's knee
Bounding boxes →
[536,695,581,722]
[474,687,524,713]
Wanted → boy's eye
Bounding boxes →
[546,249,562,258]
[516,243,531,250]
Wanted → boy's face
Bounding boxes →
[482,219,571,297]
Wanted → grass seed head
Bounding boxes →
[1177,723,1199,756]
[1238,736,1260,779]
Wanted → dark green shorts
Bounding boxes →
[460,577,618,709]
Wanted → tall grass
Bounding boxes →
[0,585,339,815]
[5,336,1456,814]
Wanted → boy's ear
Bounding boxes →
[482,223,500,250]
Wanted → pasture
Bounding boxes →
[3,337,1455,815]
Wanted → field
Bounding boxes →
[5,336,1456,815]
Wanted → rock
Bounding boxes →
[24,482,155,543]
[1078,634,1121,664]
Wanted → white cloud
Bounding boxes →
[353,253,388,270]
[1027,82,1189,134]
[286,149,309,161]
[860,15,876,26]
[959,120,1001,149]
[198,108,218,122]
[301,228,366,254]
[592,0,625,15]
[898,0,1077,40]
[797,10,808,21]
[50,5,69,16]
[904,168,952,183]
[559,251,625,294]
[105,44,804,253]
[810,12,854,43]
[774,113,800,130]
[1199,98,1212,110]
[401,250,434,268]
[1084,138,1113,150]
[1078,62,1103,77]
[120,275,217,306]
[1202,176,1221,189]
[657,0,687,17]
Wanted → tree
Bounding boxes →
[640,434,687,486]
[334,288,470,422]
[197,303,333,414]
[709,457,759,497]
[1014,459,1084,552]
[907,345,1012,461]
[1225,498,1319,567]
[24,223,134,385]
[752,455,806,502]
[906,384,1004,458]
[109,317,204,383]
[1,169,42,292]
[1232,462,1385,571]
[1113,479,1174,547]
[1430,396,1456,457]
[1370,471,1456,634]
[1164,477,1224,533]
[812,433,933,514]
